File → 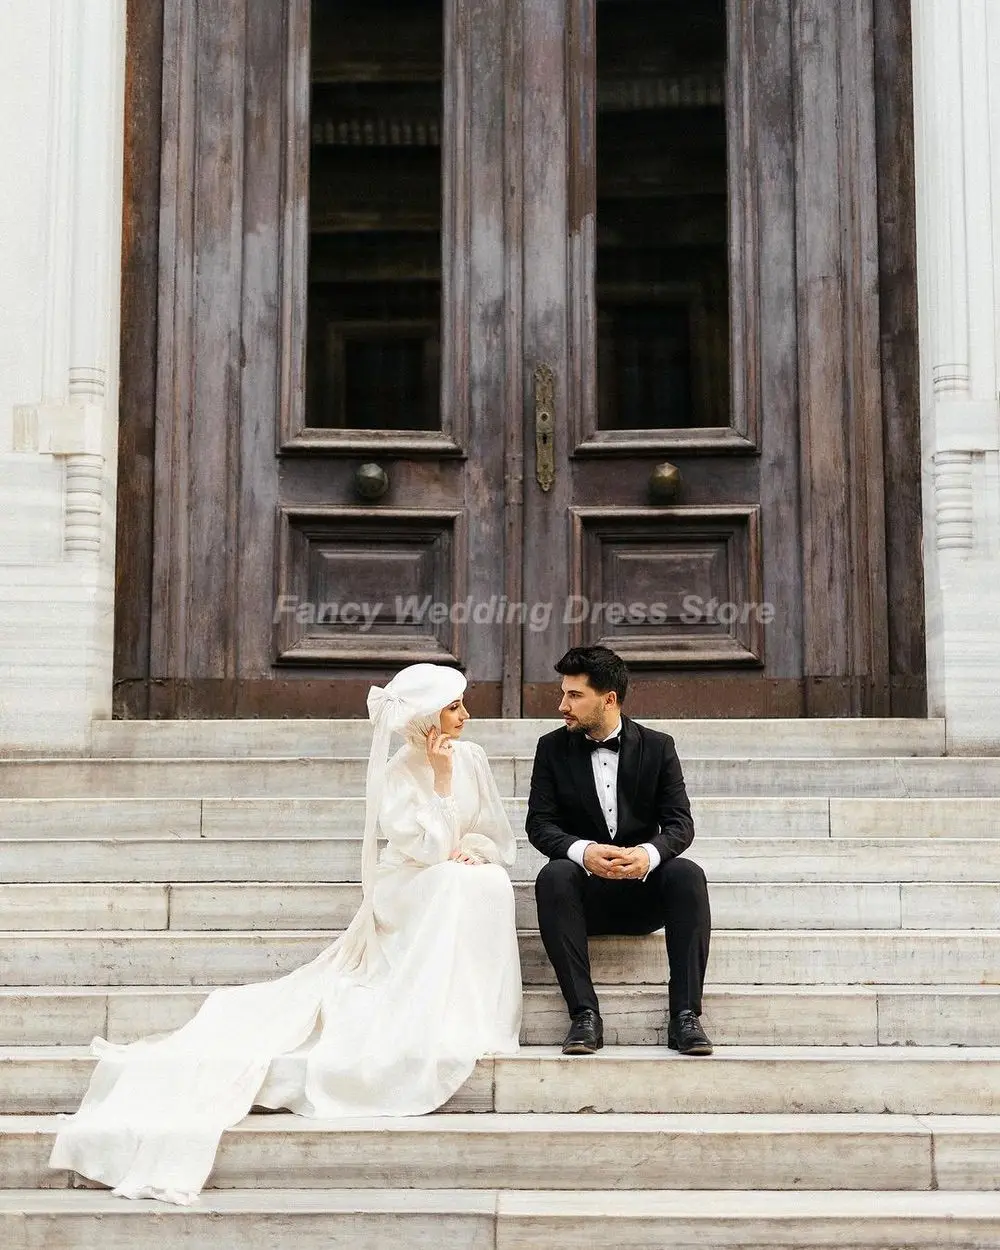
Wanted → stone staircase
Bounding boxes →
[2,717,1000,1247]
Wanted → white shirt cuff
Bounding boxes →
[567,839,595,872]
[639,843,660,879]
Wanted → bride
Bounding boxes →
[49,663,522,1204]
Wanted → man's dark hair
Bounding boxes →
[554,646,629,705]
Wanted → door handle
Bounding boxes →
[354,462,390,500]
[534,364,555,492]
[649,461,681,503]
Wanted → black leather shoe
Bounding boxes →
[667,1010,714,1055]
[562,1009,604,1055]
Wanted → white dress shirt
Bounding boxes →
[566,719,661,879]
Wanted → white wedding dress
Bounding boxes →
[49,738,522,1204]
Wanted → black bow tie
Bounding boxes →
[584,735,620,753]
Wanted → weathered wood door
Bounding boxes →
[114,0,924,717]
[121,0,518,716]
[515,0,925,716]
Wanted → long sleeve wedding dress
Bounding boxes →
[49,669,522,1205]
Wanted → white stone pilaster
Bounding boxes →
[0,0,125,753]
[914,0,1000,750]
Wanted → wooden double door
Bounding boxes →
[114,0,925,718]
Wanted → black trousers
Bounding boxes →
[534,855,711,1018]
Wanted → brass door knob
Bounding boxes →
[649,461,681,503]
[354,462,390,500]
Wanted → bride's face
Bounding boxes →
[439,698,470,737]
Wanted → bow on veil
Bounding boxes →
[339,664,468,972]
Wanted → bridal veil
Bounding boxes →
[48,663,521,1204]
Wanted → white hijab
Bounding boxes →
[360,662,468,896]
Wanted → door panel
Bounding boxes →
[141,0,511,715]
[274,507,466,665]
[522,0,782,707]
[520,0,902,716]
[569,505,764,666]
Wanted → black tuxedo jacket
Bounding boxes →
[525,714,694,864]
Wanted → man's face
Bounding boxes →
[558,674,617,735]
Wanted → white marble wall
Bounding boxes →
[0,0,125,753]
[913,0,1000,751]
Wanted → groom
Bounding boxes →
[526,645,713,1056]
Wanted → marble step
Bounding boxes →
[7,984,996,1048]
[5,880,1000,932]
[4,794,999,841]
[5,835,1000,883]
[87,717,948,759]
[2,929,999,987]
[6,1112,987,1191]
[4,1046,1000,1116]
[5,754,1000,800]
[0,796,833,840]
[2,1189,499,1250]
[5,1189,1000,1250]
[3,984,995,1048]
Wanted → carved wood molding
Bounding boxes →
[277,0,470,457]
[568,504,765,666]
[563,0,762,456]
[274,506,468,665]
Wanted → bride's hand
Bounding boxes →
[448,848,479,865]
[426,726,455,796]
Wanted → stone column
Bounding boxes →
[912,0,1000,750]
[0,0,126,752]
